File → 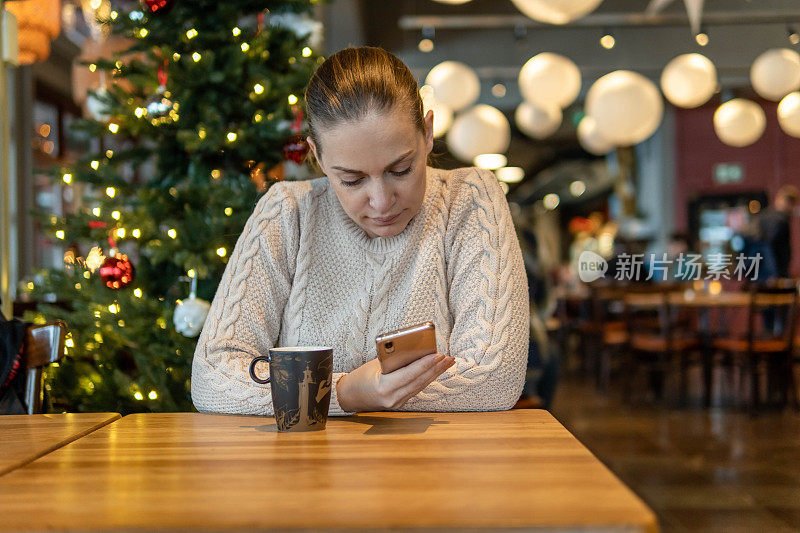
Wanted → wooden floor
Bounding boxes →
[551,376,800,532]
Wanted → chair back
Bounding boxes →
[22,321,67,414]
[623,287,679,350]
[588,282,628,325]
[745,283,798,355]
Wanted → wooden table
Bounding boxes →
[0,413,120,476]
[668,290,750,308]
[0,410,657,531]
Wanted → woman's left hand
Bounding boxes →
[336,353,455,412]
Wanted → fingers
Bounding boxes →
[393,354,455,406]
[390,352,441,381]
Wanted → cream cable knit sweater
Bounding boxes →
[191,166,529,416]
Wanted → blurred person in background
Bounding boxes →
[758,185,798,280]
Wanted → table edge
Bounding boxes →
[0,412,122,477]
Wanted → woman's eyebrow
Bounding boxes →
[331,150,414,174]
[385,150,414,168]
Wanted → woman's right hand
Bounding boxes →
[336,353,455,412]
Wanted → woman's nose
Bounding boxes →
[369,181,396,213]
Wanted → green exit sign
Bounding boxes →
[714,163,744,184]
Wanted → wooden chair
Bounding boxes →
[593,285,630,391]
[574,283,628,388]
[712,286,798,412]
[22,320,67,414]
[623,288,702,405]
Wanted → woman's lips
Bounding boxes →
[371,213,401,225]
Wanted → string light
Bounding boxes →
[186,28,198,39]
[106,187,116,198]
[66,338,74,348]
[187,269,196,278]
[108,123,119,133]
[241,43,250,52]
[302,47,312,57]
[27,282,34,291]
[287,94,298,105]
[600,31,615,49]
[172,52,181,61]
[106,150,114,158]
[94,332,103,342]
[135,107,146,118]
[198,127,206,139]
[74,283,81,290]
[148,391,158,400]
[110,11,118,20]
[232,27,241,36]
[570,180,587,197]
[211,169,221,179]
[138,28,148,38]
[90,160,100,170]
[116,228,126,238]
[224,207,233,216]
[118,320,125,327]
[253,111,263,122]
[134,392,144,400]
[112,211,121,220]
[216,247,227,257]
[543,193,560,210]
[157,318,167,329]
[192,52,202,62]
[226,132,237,142]
[134,288,143,298]
[89,63,97,72]
[168,228,177,239]
[55,230,65,239]
[62,173,72,184]
[92,207,101,217]
[84,271,91,279]
[108,303,119,313]
[253,83,264,94]
[132,228,141,238]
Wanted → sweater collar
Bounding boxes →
[325,167,438,254]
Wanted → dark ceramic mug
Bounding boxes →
[249,346,333,432]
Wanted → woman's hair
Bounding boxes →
[304,46,425,155]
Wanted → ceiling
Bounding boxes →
[320,1,800,196]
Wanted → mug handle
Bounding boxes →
[249,355,271,384]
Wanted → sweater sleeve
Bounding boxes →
[400,168,529,412]
[191,183,352,416]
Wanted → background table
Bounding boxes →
[0,410,657,531]
[0,413,120,476]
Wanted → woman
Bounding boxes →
[191,46,529,415]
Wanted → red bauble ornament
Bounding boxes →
[142,0,175,15]
[99,254,135,289]
[282,134,309,164]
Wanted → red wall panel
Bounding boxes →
[674,97,800,276]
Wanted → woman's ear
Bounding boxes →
[307,136,323,172]
[424,109,434,155]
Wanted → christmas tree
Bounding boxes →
[25,0,321,413]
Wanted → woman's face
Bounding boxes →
[308,106,434,239]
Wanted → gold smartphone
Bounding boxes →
[375,322,438,374]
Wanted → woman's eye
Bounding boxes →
[390,167,412,176]
[341,178,363,187]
